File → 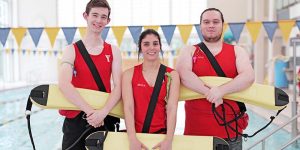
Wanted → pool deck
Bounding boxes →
[0,81,56,92]
[0,81,31,91]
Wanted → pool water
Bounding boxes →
[0,86,64,150]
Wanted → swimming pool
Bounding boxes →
[0,86,64,150]
[0,87,299,149]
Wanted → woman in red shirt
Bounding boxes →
[122,29,180,150]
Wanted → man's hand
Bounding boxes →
[205,86,224,107]
[86,109,108,128]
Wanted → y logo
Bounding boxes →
[105,55,110,62]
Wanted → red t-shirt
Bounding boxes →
[59,41,113,118]
[132,64,173,133]
[184,42,244,138]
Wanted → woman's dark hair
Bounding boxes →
[137,29,163,60]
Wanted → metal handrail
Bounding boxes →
[246,114,300,150]
[279,134,300,150]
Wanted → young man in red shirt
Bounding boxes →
[58,0,122,149]
[176,8,254,149]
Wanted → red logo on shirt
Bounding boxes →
[193,56,204,63]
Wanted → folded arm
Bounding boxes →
[58,45,94,114]
[176,46,210,95]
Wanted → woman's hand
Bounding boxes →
[129,137,148,150]
[152,139,172,150]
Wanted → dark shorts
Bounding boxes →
[225,136,243,150]
[62,112,119,150]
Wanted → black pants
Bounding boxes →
[62,112,119,150]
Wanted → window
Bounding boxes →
[0,0,10,81]
[276,0,283,10]
[277,0,300,10]
[0,0,9,27]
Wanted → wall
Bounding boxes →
[207,0,250,22]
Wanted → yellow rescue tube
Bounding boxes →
[85,131,229,150]
[30,76,289,119]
